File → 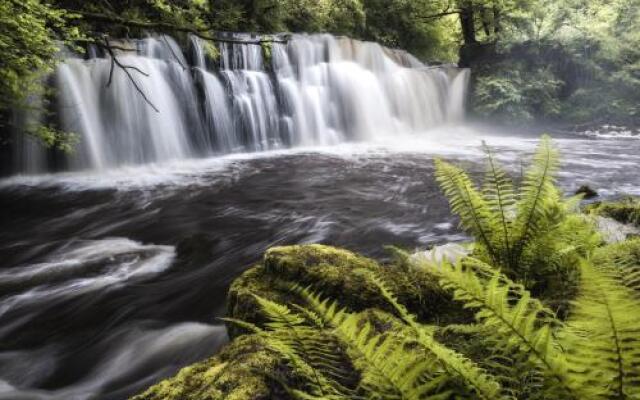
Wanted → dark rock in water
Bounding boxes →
[175,233,218,269]
[575,185,598,199]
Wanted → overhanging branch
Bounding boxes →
[75,10,287,45]
[101,37,159,113]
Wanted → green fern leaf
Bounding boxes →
[511,135,560,265]
[419,257,582,399]
[561,261,640,399]
[435,158,500,265]
[482,142,516,267]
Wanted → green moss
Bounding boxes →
[131,334,292,400]
[586,197,640,227]
[135,244,469,399]
[227,245,464,338]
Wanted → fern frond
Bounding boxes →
[594,239,640,294]
[219,317,263,333]
[561,261,640,399]
[512,135,560,264]
[252,294,306,330]
[291,303,326,328]
[354,269,420,329]
[482,142,516,266]
[288,283,453,399]
[435,158,499,265]
[422,258,580,399]
[338,272,506,400]
[251,293,354,398]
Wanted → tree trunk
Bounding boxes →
[459,0,477,45]
[493,4,501,35]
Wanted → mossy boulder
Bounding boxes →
[133,306,415,400]
[131,334,294,400]
[227,244,464,338]
[586,196,640,227]
[133,244,468,400]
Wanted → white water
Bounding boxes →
[0,238,175,321]
[13,34,469,173]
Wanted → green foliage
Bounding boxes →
[424,258,578,398]
[0,0,82,146]
[560,262,640,399]
[252,280,504,399]
[467,0,640,125]
[243,247,640,400]
[435,136,600,301]
[361,0,460,61]
[473,68,562,122]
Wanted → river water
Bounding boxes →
[1,125,639,399]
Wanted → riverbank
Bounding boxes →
[133,196,640,400]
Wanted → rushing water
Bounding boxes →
[2,127,640,399]
[2,33,640,400]
[9,34,468,174]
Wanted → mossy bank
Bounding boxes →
[132,244,470,400]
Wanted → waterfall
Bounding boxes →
[12,34,470,174]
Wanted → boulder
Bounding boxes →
[227,244,462,338]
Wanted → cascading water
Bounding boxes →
[12,34,469,174]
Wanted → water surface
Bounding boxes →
[1,126,639,399]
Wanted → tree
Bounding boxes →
[0,0,82,148]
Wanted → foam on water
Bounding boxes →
[0,238,175,321]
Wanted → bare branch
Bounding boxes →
[107,57,115,86]
[101,37,159,113]
[161,34,186,70]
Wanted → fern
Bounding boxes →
[251,294,356,399]
[593,239,640,295]
[434,158,499,265]
[292,285,460,399]
[482,142,516,267]
[355,269,507,399]
[561,262,640,399]
[418,257,582,399]
[510,135,560,268]
[435,135,595,298]
[289,281,505,400]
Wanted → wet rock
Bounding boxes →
[410,243,470,265]
[575,185,598,199]
[593,216,640,244]
[175,233,218,269]
[586,196,640,227]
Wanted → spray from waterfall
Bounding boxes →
[14,34,469,174]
